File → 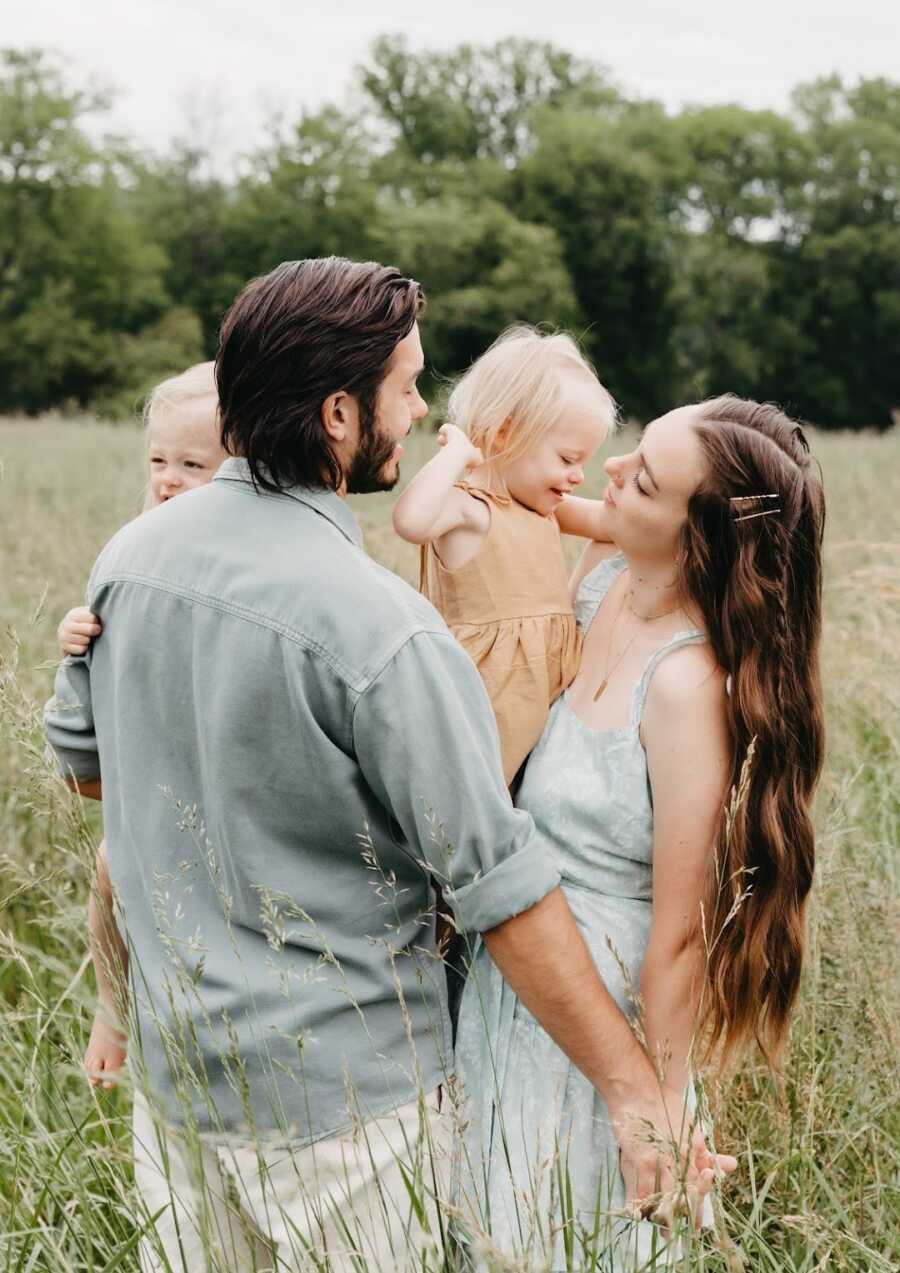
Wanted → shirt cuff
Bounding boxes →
[48,742,101,783]
[444,839,560,933]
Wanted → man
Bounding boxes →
[45,258,729,1271]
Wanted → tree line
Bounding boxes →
[2,40,899,427]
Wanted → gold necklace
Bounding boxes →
[626,591,681,623]
[593,589,639,701]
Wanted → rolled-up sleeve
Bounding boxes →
[44,656,100,782]
[352,631,560,933]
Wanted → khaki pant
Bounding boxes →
[133,1088,452,1272]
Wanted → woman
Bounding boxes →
[454,395,826,1268]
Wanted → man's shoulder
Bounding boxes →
[89,484,453,693]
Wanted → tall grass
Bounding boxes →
[0,415,898,1270]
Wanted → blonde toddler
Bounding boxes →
[57,361,227,1086]
[393,326,616,785]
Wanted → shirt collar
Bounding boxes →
[213,457,364,548]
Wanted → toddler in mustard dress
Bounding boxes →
[393,325,617,785]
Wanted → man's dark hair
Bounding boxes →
[216,258,425,492]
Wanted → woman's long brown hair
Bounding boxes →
[679,395,826,1066]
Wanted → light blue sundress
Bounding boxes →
[454,553,710,1272]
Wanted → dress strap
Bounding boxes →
[573,552,627,632]
[630,629,707,728]
[456,481,512,507]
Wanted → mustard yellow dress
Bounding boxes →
[419,484,581,785]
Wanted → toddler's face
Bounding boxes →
[147,399,229,505]
[502,384,609,517]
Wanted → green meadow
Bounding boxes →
[0,416,897,1270]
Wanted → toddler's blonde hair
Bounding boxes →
[143,360,218,432]
[447,326,617,468]
[141,361,220,510]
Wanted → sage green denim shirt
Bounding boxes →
[44,458,559,1138]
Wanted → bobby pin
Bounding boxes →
[730,493,781,523]
[734,506,782,522]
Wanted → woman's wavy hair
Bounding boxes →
[217,258,425,492]
[680,395,826,1067]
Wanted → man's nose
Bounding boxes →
[412,391,428,421]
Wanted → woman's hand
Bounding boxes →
[436,423,483,473]
[58,606,102,656]
[613,1084,738,1228]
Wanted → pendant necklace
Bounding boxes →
[594,588,635,701]
[593,588,682,701]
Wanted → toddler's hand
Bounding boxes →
[58,606,102,656]
[83,1012,127,1089]
[437,423,483,472]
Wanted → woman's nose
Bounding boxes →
[604,455,625,484]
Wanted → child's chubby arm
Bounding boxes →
[84,838,129,1087]
[57,605,102,657]
[392,424,489,547]
[555,494,615,543]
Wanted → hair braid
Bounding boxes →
[678,395,825,1066]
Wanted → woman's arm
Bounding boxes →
[392,424,485,545]
[568,537,622,608]
[640,648,731,1092]
[556,494,615,542]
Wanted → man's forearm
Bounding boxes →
[483,887,655,1106]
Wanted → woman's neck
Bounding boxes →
[621,552,691,624]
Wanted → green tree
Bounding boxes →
[375,198,580,382]
[776,77,900,424]
[222,107,382,293]
[0,49,173,413]
[515,107,680,417]
[361,35,621,167]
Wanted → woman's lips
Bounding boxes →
[604,484,616,508]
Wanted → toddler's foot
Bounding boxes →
[83,1013,127,1088]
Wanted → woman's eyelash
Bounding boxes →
[632,472,648,496]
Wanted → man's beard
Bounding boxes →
[344,409,401,495]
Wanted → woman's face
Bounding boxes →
[602,406,708,561]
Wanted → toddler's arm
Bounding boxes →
[84,838,129,1087]
[556,495,615,543]
[58,606,102,657]
[393,424,486,545]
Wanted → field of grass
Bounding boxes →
[0,414,898,1270]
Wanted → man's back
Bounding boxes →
[46,459,550,1136]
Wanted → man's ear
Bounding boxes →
[321,390,351,443]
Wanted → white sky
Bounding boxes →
[7,0,900,162]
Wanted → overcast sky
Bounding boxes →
[8,0,900,162]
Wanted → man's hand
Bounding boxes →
[611,1084,738,1227]
[58,606,102,656]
